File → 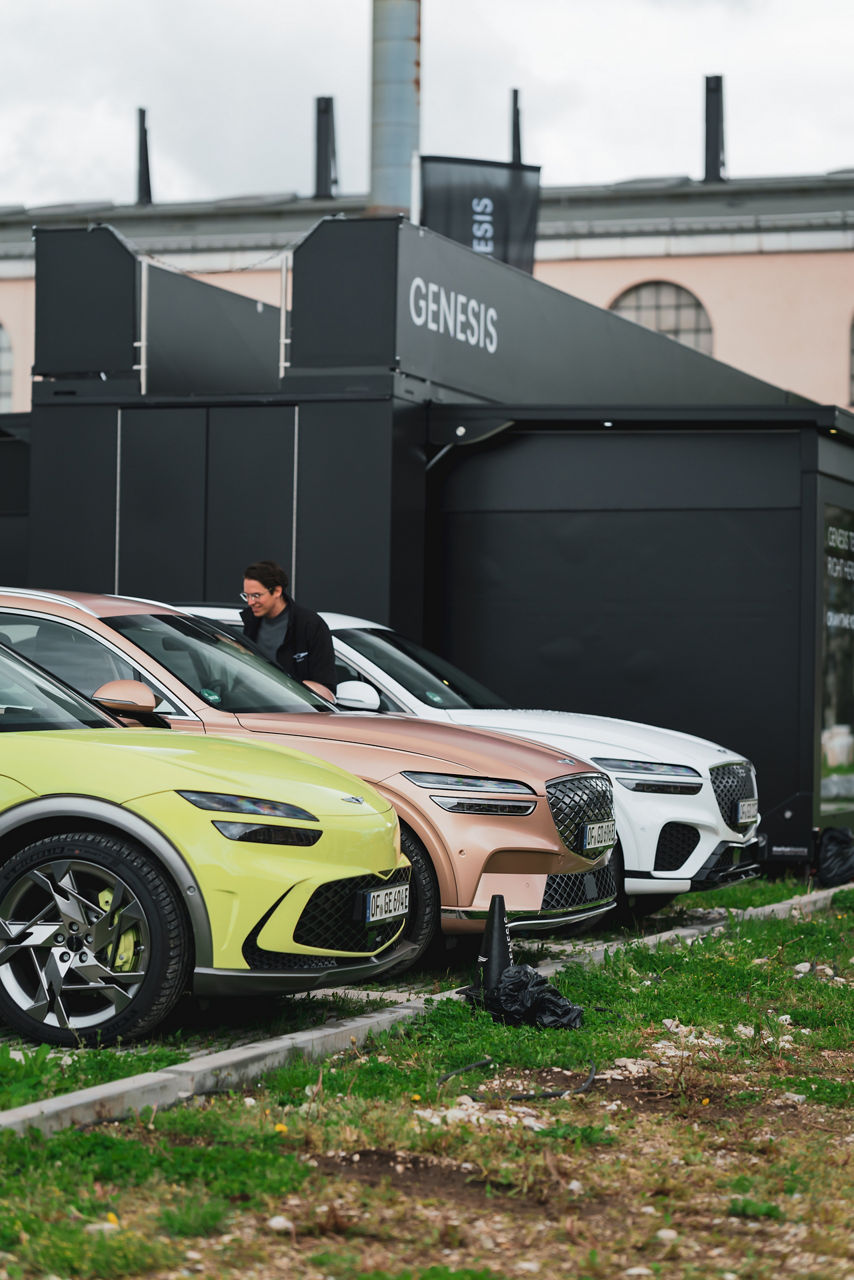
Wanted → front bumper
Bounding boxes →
[614,767,760,896]
[193,936,420,995]
[442,860,617,933]
[624,837,762,896]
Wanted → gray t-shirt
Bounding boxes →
[255,609,290,664]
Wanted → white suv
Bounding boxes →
[187,606,762,917]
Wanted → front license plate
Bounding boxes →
[583,820,616,851]
[364,884,410,924]
[737,798,758,824]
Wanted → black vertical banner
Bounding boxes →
[420,156,541,274]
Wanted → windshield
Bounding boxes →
[334,628,508,711]
[0,645,113,732]
[106,614,331,715]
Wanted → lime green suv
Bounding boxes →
[0,645,411,1047]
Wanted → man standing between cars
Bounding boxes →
[240,560,336,703]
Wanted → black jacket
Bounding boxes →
[240,596,336,691]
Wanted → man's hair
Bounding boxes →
[244,560,289,594]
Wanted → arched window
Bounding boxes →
[0,325,12,412]
[610,281,713,356]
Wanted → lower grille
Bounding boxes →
[542,860,617,912]
[654,823,701,871]
[709,761,756,828]
[242,867,410,970]
[704,844,737,873]
[546,773,614,857]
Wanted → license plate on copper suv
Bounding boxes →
[364,884,410,924]
[583,820,616,851]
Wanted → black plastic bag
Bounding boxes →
[816,827,854,888]
[467,963,584,1029]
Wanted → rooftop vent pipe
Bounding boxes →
[369,0,421,214]
[137,107,152,205]
[704,75,725,183]
[314,96,338,199]
[511,88,522,165]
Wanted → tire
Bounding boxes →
[383,825,440,977]
[609,838,678,924]
[0,831,192,1048]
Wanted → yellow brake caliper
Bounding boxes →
[98,888,138,972]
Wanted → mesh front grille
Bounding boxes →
[546,773,614,857]
[654,823,701,871]
[242,867,410,970]
[542,860,617,912]
[293,867,411,951]
[709,762,756,828]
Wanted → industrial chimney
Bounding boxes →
[369,0,421,214]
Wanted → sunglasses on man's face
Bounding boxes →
[240,591,269,602]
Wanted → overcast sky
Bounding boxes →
[2,0,853,209]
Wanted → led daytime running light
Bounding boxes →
[590,759,701,778]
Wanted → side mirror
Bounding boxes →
[335,680,382,712]
[92,679,157,715]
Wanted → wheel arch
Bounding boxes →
[0,796,213,967]
[369,785,458,907]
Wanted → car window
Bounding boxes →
[0,613,182,714]
[0,645,113,732]
[333,628,508,710]
[106,613,332,714]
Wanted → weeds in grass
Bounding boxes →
[729,1197,785,1219]
[157,1193,232,1237]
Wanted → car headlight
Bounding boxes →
[589,759,702,795]
[429,796,536,815]
[178,791,318,821]
[401,772,536,794]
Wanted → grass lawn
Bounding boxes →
[0,887,852,1279]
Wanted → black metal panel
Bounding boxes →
[0,440,28,516]
[205,406,296,602]
[118,409,206,600]
[28,405,119,590]
[33,227,138,379]
[0,412,31,445]
[0,518,27,586]
[146,267,280,395]
[439,427,803,513]
[392,219,801,407]
[435,428,802,818]
[289,219,399,371]
[294,401,396,620]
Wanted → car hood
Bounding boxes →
[442,709,745,771]
[3,729,392,817]
[233,711,592,789]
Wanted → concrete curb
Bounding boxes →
[1,884,847,1135]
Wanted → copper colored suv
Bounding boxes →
[0,590,617,970]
